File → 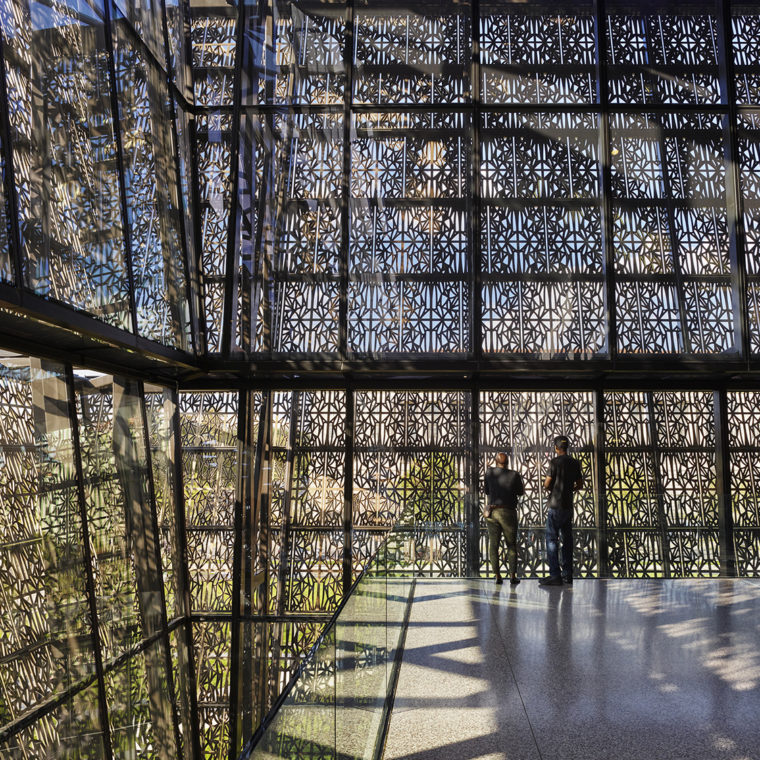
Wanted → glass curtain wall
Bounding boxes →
[0,0,197,352]
[0,353,192,759]
[204,0,760,361]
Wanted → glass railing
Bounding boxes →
[239,527,416,760]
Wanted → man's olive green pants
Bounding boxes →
[486,507,518,577]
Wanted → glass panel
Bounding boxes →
[606,1,721,105]
[194,620,231,760]
[191,5,238,107]
[145,388,182,620]
[480,0,596,105]
[481,111,604,356]
[727,392,760,575]
[247,528,414,760]
[604,391,719,577]
[1,0,132,329]
[254,626,336,760]
[268,390,346,614]
[242,0,345,106]
[112,14,191,350]
[353,392,469,576]
[734,3,760,106]
[169,626,194,760]
[113,0,166,65]
[0,357,95,730]
[197,112,233,353]
[1,679,107,759]
[105,641,178,758]
[180,392,239,613]
[166,0,193,100]
[479,391,597,577]
[75,372,163,662]
[349,112,471,353]
[354,1,470,106]
[335,557,386,760]
[611,112,734,355]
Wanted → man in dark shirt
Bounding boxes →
[539,435,583,586]
[484,451,525,586]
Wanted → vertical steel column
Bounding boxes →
[0,33,24,288]
[596,0,617,359]
[103,0,140,337]
[343,388,354,594]
[339,0,355,359]
[714,388,737,576]
[467,387,481,577]
[718,0,751,359]
[249,392,272,729]
[138,381,184,756]
[186,0,210,357]
[470,0,482,362]
[222,0,250,356]
[159,0,202,356]
[66,366,114,760]
[171,388,203,760]
[646,392,671,577]
[276,391,300,615]
[594,386,609,577]
[229,389,250,759]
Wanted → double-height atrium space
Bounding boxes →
[1,0,760,758]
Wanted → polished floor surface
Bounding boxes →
[383,578,760,760]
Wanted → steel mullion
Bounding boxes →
[103,0,140,339]
[646,392,671,577]
[339,0,354,360]
[471,0,482,364]
[714,388,737,575]
[276,391,300,616]
[468,386,481,577]
[343,388,354,594]
[187,14,209,357]
[138,380,184,756]
[250,391,272,725]
[66,365,114,760]
[594,386,609,577]
[221,2,250,356]
[159,0,202,357]
[718,0,751,359]
[228,389,249,760]
[596,0,617,360]
[171,387,203,760]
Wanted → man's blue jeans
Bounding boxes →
[546,508,573,579]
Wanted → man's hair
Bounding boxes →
[554,435,570,451]
[495,451,509,465]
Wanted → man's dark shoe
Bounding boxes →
[538,576,563,586]
[510,577,520,586]
[495,575,504,585]
[562,576,573,585]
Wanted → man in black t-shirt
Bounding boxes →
[539,435,583,587]
[484,451,525,586]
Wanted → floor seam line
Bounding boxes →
[483,580,545,760]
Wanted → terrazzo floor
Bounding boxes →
[382,578,760,760]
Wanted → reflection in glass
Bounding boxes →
[1,0,132,329]
[75,372,163,662]
[2,679,107,759]
[105,641,177,758]
[112,15,191,350]
[0,357,96,733]
[0,138,12,282]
